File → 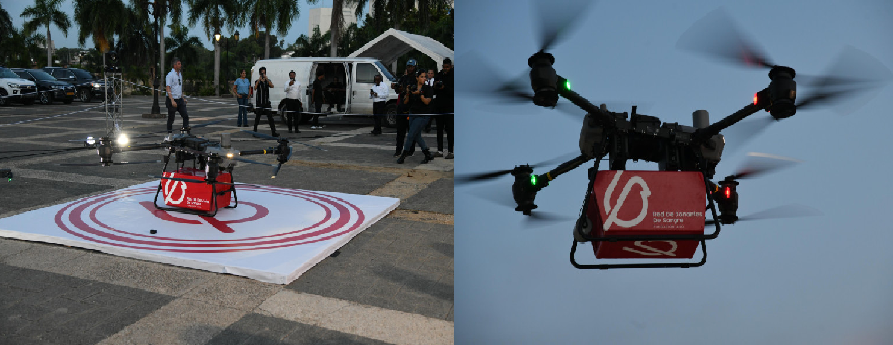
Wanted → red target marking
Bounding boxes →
[54,185,366,253]
[135,201,270,233]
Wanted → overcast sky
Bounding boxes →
[456,0,893,344]
[2,0,352,51]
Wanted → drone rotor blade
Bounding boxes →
[286,146,294,161]
[291,141,325,151]
[677,8,774,68]
[149,175,208,183]
[190,119,225,129]
[796,46,893,115]
[737,204,823,222]
[720,116,776,153]
[730,152,802,180]
[522,211,577,229]
[535,0,595,52]
[271,164,283,179]
[456,152,581,184]
[460,52,535,104]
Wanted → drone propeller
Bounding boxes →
[133,119,226,138]
[270,146,294,178]
[60,159,164,167]
[466,178,575,227]
[676,8,774,69]
[148,174,266,188]
[534,0,595,53]
[725,152,802,181]
[456,152,580,184]
[232,157,276,167]
[706,204,822,225]
[239,130,325,151]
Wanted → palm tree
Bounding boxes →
[165,24,202,69]
[0,3,14,41]
[22,0,71,67]
[74,0,127,53]
[243,0,299,60]
[186,0,239,96]
[290,26,329,57]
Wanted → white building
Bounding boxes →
[308,3,359,36]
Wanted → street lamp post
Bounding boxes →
[214,30,220,97]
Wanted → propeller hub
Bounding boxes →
[767,66,797,119]
[528,51,559,107]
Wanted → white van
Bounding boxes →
[250,57,401,126]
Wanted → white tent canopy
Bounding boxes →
[348,28,454,72]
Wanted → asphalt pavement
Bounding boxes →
[0,95,453,344]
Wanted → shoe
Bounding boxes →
[310,126,318,129]
[320,125,326,128]
[445,152,454,159]
[295,129,301,133]
[421,150,434,164]
[272,132,280,137]
[181,126,191,132]
[253,127,258,133]
[407,150,415,156]
[393,150,402,157]
[163,133,173,142]
[433,151,443,157]
[396,153,407,164]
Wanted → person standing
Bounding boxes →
[253,67,279,137]
[393,59,417,156]
[284,70,302,133]
[232,69,253,128]
[424,68,437,134]
[165,57,189,140]
[371,74,389,135]
[435,58,454,159]
[310,71,326,129]
[397,71,435,164]
[325,76,346,112]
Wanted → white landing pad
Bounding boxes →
[0,182,400,284]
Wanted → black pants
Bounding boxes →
[285,99,302,131]
[165,97,189,132]
[436,114,454,152]
[253,103,277,134]
[395,103,410,153]
[372,101,386,133]
[324,91,344,109]
[312,100,323,126]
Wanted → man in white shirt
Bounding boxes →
[165,58,188,138]
[370,74,389,135]
[284,70,302,133]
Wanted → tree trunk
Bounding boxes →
[330,0,343,57]
[264,30,270,60]
[214,40,220,97]
[46,25,52,67]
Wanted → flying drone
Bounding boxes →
[62,122,323,217]
[460,6,890,269]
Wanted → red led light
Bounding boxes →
[724,187,731,199]
[753,93,758,105]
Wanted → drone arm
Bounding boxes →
[113,144,164,153]
[239,149,273,156]
[555,75,615,127]
[537,154,591,185]
[694,103,763,143]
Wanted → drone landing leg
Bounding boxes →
[569,240,708,269]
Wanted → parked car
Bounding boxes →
[250,57,400,126]
[0,67,38,106]
[43,67,111,102]
[11,68,76,104]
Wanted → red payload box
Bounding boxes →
[586,171,705,259]
[161,167,233,212]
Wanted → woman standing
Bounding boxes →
[397,71,435,164]
[232,69,253,127]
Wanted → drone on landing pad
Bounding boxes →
[62,122,324,217]
[459,6,891,269]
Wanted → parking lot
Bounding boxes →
[0,95,453,344]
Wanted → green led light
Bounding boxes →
[564,79,571,90]
[530,175,537,185]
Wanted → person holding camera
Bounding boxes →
[435,58,454,159]
[284,70,302,133]
[165,58,189,140]
[310,71,326,129]
[397,71,435,164]
[371,74,389,135]
[424,68,437,134]
[253,67,279,137]
[232,69,253,127]
[393,59,417,156]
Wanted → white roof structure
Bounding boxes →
[348,28,454,71]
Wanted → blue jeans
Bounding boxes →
[236,95,249,125]
[403,116,429,152]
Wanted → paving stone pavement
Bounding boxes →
[0,96,453,344]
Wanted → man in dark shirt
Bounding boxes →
[435,58,454,159]
[393,59,417,156]
[311,71,326,129]
[325,76,346,112]
[253,67,279,137]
